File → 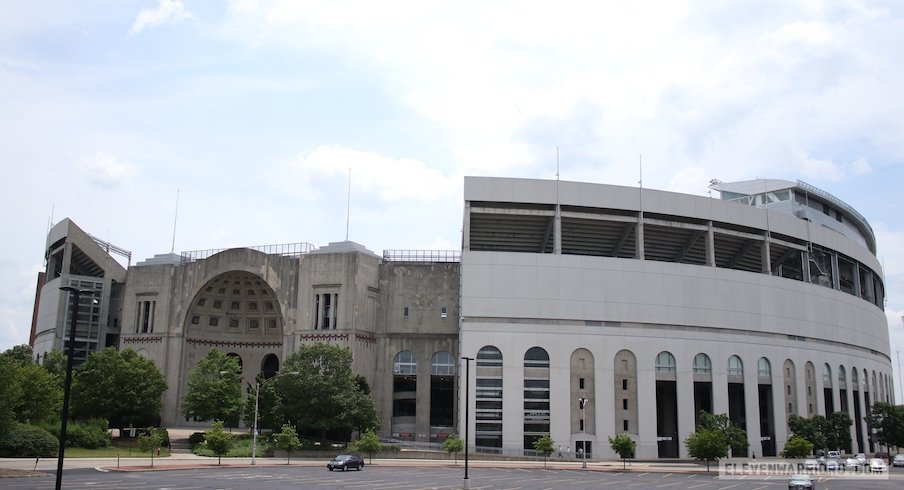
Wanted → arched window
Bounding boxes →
[757,357,771,377]
[655,351,676,372]
[823,364,832,386]
[693,353,712,374]
[851,366,859,389]
[838,365,847,387]
[728,355,743,375]
[431,351,455,375]
[394,350,417,374]
[524,347,550,368]
[477,346,503,367]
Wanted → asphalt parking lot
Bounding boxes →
[0,465,901,490]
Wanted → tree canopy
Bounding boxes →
[788,412,852,453]
[442,434,464,465]
[698,412,748,455]
[533,434,555,467]
[685,428,729,471]
[608,433,636,469]
[865,402,904,449]
[0,345,62,429]
[181,349,243,425]
[71,347,167,430]
[274,343,379,441]
[780,435,813,459]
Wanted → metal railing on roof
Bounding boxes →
[181,242,315,263]
[88,233,132,264]
[796,179,874,236]
[383,250,461,263]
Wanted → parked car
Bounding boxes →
[874,451,889,462]
[854,453,867,465]
[868,458,887,473]
[788,473,814,489]
[892,454,904,467]
[826,450,841,459]
[843,458,862,471]
[327,454,364,471]
[803,459,819,471]
[823,459,840,471]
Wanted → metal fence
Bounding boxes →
[383,250,461,263]
[181,242,315,262]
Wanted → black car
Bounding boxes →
[327,454,364,471]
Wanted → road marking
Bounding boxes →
[686,484,709,488]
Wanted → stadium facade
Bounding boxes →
[31,176,894,459]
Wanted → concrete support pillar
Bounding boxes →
[676,364,695,458]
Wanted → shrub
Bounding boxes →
[0,423,59,457]
[66,422,112,449]
[189,431,206,448]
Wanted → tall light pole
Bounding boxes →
[579,397,587,469]
[251,371,299,465]
[56,286,93,490]
[461,356,473,490]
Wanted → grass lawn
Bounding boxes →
[62,440,171,458]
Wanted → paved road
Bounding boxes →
[1,465,901,490]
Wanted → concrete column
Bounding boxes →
[712,370,729,418]
[676,362,695,458]
[772,368,788,456]
[762,235,772,274]
[416,349,431,442]
[706,221,715,267]
[502,359,523,455]
[636,367,657,459]
[636,216,645,260]
[554,204,561,254]
[743,375,761,458]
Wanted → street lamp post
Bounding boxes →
[250,371,299,465]
[56,286,93,490]
[461,356,473,490]
[579,397,587,469]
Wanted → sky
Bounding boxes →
[1,0,903,400]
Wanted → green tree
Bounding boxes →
[11,363,62,424]
[182,350,243,426]
[273,423,302,464]
[71,347,168,432]
[865,402,904,449]
[533,434,555,467]
[788,414,827,452]
[685,428,729,471]
[825,411,852,453]
[1,345,34,366]
[354,429,382,464]
[442,434,464,465]
[698,412,748,456]
[276,343,379,442]
[780,435,813,459]
[138,427,165,467]
[204,421,233,465]
[40,349,68,384]
[0,356,19,435]
[608,433,636,469]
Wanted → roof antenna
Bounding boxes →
[170,189,179,254]
[345,168,351,241]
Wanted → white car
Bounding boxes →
[803,459,819,471]
[868,458,887,472]
[844,458,862,471]
[826,450,841,459]
[893,454,904,467]
[854,453,867,465]
[788,474,814,489]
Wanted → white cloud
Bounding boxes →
[78,151,138,188]
[277,146,459,204]
[129,0,192,36]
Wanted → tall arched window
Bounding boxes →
[392,350,418,440]
[523,347,550,450]
[838,366,847,388]
[823,364,833,387]
[757,357,771,377]
[693,353,712,374]
[476,346,503,448]
[728,355,744,375]
[655,351,676,372]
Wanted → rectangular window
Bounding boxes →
[579,419,584,431]
[622,399,628,410]
[623,420,629,431]
[313,294,320,329]
[322,294,331,329]
[136,300,156,333]
[579,378,585,390]
[441,306,447,318]
[622,379,628,390]
[403,306,409,318]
